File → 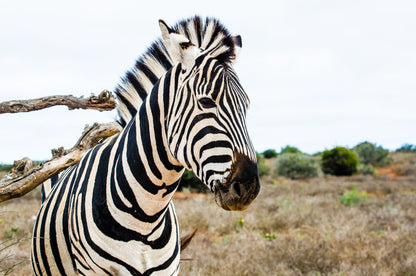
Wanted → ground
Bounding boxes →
[1,153,415,275]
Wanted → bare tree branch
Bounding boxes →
[0,90,116,114]
[0,122,122,203]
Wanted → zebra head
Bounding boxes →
[160,20,260,211]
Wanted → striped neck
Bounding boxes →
[108,66,184,234]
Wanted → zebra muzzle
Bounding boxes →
[214,153,260,211]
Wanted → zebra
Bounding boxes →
[31,16,260,275]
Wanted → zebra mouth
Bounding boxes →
[213,179,259,211]
[212,152,260,211]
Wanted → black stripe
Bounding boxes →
[150,40,173,71]
[201,155,232,169]
[136,62,159,84]
[138,102,163,180]
[37,192,54,275]
[126,72,148,100]
[151,78,183,173]
[48,171,74,275]
[125,119,166,196]
[31,208,44,274]
[200,140,232,158]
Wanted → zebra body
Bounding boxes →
[32,16,260,275]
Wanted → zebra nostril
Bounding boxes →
[230,182,242,199]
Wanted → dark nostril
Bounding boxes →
[231,182,242,198]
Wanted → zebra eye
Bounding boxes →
[199,97,216,109]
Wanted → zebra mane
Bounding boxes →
[115,16,238,127]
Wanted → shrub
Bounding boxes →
[262,149,278,159]
[179,170,209,193]
[353,142,391,167]
[340,186,367,206]
[321,147,358,176]
[256,153,271,177]
[280,145,302,155]
[357,163,376,176]
[0,164,13,172]
[396,144,416,153]
[275,153,318,179]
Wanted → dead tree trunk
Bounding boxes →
[0,91,120,202]
[0,122,121,203]
[0,90,116,114]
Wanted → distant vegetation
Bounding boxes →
[178,170,209,193]
[356,163,376,175]
[396,143,416,153]
[254,142,414,181]
[353,142,391,167]
[275,153,318,179]
[261,149,278,159]
[322,147,358,176]
[256,153,271,177]
[279,145,302,155]
[0,164,13,172]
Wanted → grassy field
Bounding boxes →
[1,153,416,275]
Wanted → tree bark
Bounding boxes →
[0,90,116,114]
[0,122,121,203]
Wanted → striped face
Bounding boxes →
[160,20,260,211]
[165,51,260,211]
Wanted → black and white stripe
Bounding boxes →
[31,16,260,275]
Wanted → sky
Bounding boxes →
[0,0,415,163]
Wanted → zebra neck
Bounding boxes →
[107,69,184,233]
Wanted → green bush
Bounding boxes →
[340,186,367,206]
[321,147,358,176]
[357,163,376,175]
[179,170,209,193]
[280,145,302,155]
[256,153,271,177]
[0,164,13,172]
[353,142,391,167]
[396,144,416,153]
[275,153,318,179]
[262,149,278,159]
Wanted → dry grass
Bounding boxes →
[389,152,416,177]
[1,153,416,275]
[177,175,416,275]
[0,188,41,275]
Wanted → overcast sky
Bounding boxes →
[0,0,415,163]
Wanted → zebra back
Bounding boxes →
[115,16,239,127]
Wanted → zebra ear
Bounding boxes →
[159,19,200,71]
[231,35,242,61]
[159,19,175,37]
